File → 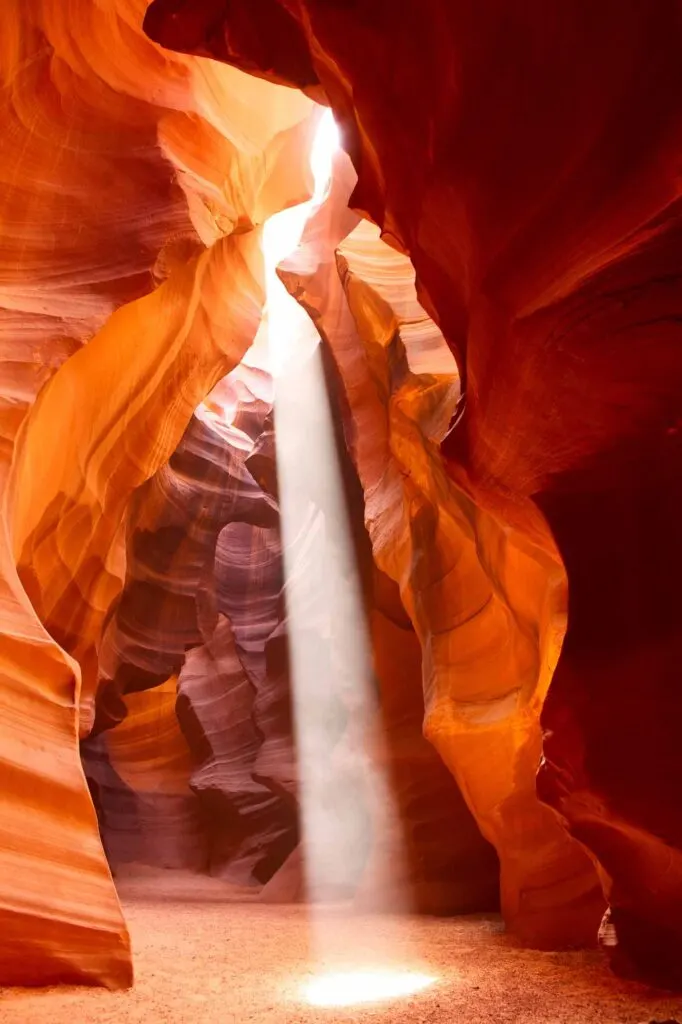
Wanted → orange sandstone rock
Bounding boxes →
[0,0,314,987]
[10,229,265,733]
[272,169,600,939]
[0,468,131,986]
[145,0,682,984]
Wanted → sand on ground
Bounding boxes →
[1,872,680,1024]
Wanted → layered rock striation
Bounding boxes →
[145,0,682,983]
[2,0,679,991]
[0,0,315,986]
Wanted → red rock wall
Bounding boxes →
[276,191,601,944]
[145,0,682,984]
[2,0,679,990]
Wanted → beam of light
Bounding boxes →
[266,109,386,906]
[303,970,436,1008]
[262,109,339,379]
[262,107,437,1006]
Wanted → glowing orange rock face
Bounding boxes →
[0,515,131,986]
[363,570,501,916]
[0,0,315,987]
[146,0,682,985]
[11,230,265,730]
[0,0,680,993]
[277,194,602,945]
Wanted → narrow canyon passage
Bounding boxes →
[1,0,682,1016]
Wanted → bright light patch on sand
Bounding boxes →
[304,970,436,1007]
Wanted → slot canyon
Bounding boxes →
[0,2,681,1022]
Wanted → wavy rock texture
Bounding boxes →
[82,367,298,885]
[255,308,500,911]
[178,611,297,885]
[4,0,679,992]
[365,569,500,916]
[326,351,502,917]
[0,0,317,988]
[0,471,131,987]
[335,221,600,939]
[213,521,297,809]
[11,229,265,727]
[85,676,206,871]
[170,371,369,896]
[146,0,682,984]
[91,391,277,735]
[81,346,369,895]
[276,195,599,943]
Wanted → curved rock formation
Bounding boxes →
[0,0,315,987]
[145,0,682,983]
[363,567,500,916]
[92,396,277,735]
[0,506,131,986]
[2,0,679,992]
[178,610,297,884]
[81,361,301,883]
[11,228,265,731]
[4,0,314,727]
[86,676,205,871]
[277,195,599,943]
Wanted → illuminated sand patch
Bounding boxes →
[303,969,436,1007]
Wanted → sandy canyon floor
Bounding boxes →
[1,873,680,1024]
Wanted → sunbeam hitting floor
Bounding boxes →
[1,874,680,1024]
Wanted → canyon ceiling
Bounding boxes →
[0,0,681,995]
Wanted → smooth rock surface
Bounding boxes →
[145,0,682,983]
